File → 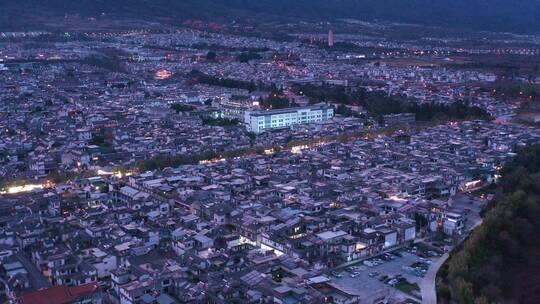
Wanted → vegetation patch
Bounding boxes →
[439,145,540,304]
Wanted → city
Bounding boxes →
[1,1,540,304]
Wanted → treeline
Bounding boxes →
[238,51,262,63]
[82,54,126,73]
[406,101,490,122]
[136,151,218,171]
[335,104,363,118]
[293,84,490,121]
[188,70,260,92]
[439,145,540,304]
[293,84,352,105]
[259,95,294,109]
[201,117,239,126]
[81,49,128,73]
[136,145,281,171]
[191,43,269,53]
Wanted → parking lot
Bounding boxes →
[330,250,433,303]
[325,194,483,303]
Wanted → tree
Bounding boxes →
[201,117,239,126]
[414,213,428,232]
[170,103,195,113]
[238,51,262,63]
[206,51,217,61]
[259,96,291,109]
[89,134,106,146]
[271,267,284,282]
[214,236,227,249]
[335,104,354,116]
[438,285,451,302]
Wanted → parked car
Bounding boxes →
[363,260,376,267]
[331,271,343,278]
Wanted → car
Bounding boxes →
[331,271,343,278]
[363,260,376,267]
[431,242,443,248]
[368,271,379,277]
[387,279,398,286]
[381,254,393,261]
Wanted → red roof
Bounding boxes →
[19,283,99,304]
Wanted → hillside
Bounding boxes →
[438,145,540,303]
[1,0,539,34]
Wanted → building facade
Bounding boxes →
[244,104,334,133]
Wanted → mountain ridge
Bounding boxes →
[1,0,539,34]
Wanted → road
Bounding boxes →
[15,253,51,290]
[420,194,484,304]
[420,252,449,304]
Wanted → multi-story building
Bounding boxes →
[217,100,254,120]
[244,104,334,133]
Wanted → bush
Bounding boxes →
[438,285,451,301]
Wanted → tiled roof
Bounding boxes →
[18,282,99,304]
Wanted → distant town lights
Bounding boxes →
[154,69,172,80]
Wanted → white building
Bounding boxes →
[381,229,398,248]
[84,248,117,279]
[244,104,334,133]
[443,212,464,235]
